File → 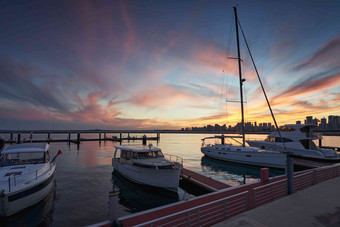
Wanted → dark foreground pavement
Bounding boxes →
[212,176,340,227]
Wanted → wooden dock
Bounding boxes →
[181,168,231,191]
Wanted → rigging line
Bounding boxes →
[237,18,287,151]
[225,13,235,106]
[243,77,249,125]
[219,12,235,125]
[230,137,242,145]
[217,20,230,122]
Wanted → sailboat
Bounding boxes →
[201,7,286,169]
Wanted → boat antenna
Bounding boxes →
[237,17,287,151]
[233,6,246,147]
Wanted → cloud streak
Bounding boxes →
[294,35,340,71]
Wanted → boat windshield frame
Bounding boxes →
[0,151,49,167]
[118,149,164,160]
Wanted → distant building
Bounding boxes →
[328,115,339,130]
[320,118,327,129]
[296,120,301,124]
[305,116,313,124]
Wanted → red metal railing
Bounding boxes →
[133,191,248,227]
[253,164,340,208]
[117,164,340,227]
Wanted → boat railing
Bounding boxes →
[2,162,55,192]
[164,154,183,165]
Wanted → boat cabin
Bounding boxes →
[0,143,50,166]
[113,145,176,169]
[280,124,318,138]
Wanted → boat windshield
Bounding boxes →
[138,151,164,159]
[265,137,293,142]
[0,152,45,166]
[280,126,296,131]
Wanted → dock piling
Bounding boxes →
[142,135,147,145]
[0,137,4,150]
[17,133,21,143]
[286,153,294,195]
[109,186,120,225]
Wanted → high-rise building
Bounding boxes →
[306,116,313,124]
[328,115,339,130]
[320,117,327,129]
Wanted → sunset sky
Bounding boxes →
[1,0,339,130]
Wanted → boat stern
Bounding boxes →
[0,190,9,217]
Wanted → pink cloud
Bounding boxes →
[130,83,195,108]
[295,35,340,71]
[273,73,340,101]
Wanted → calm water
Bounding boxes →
[0,133,339,226]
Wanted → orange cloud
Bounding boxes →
[273,73,340,101]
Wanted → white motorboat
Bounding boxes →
[0,143,61,216]
[201,136,286,169]
[201,7,286,169]
[112,144,183,192]
[247,124,340,161]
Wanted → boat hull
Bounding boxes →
[0,165,56,217]
[247,140,340,161]
[112,160,182,192]
[201,147,287,169]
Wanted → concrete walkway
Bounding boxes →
[212,176,340,227]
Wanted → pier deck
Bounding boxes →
[213,176,340,227]
[181,168,231,191]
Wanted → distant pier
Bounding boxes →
[0,130,160,144]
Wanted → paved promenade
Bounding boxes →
[212,176,340,227]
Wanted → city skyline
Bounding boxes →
[1,1,340,130]
[187,114,340,131]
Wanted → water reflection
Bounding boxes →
[0,181,56,226]
[200,156,284,185]
[112,171,179,213]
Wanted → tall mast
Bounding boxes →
[234,7,245,147]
